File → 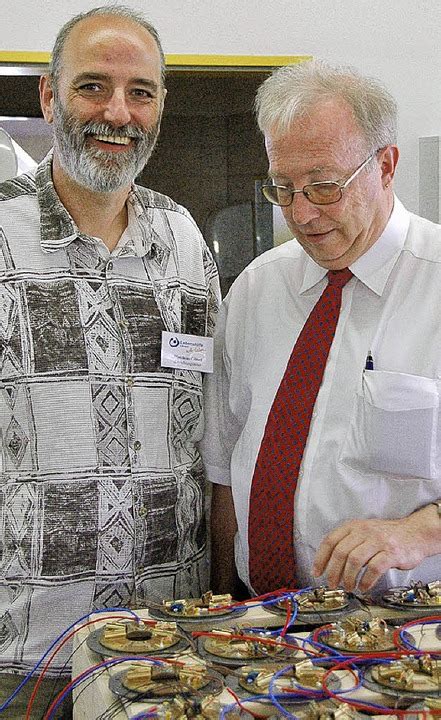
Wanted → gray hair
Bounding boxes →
[49,4,166,91]
[255,59,398,153]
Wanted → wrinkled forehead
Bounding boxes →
[270,97,364,145]
[265,100,367,173]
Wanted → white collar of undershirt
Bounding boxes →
[301,196,410,296]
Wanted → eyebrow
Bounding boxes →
[268,164,340,182]
[72,72,160,92]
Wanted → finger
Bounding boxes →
[357,551,391,592]
[336,536,389,591]
[312,526,352,577]
[322,534,368,590]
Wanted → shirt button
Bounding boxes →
[119,320,128,329]
[126,377,134,387]
[133,440,142,451]
[107,261,113,271]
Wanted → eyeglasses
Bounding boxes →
[261,152,377,207]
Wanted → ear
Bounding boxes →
[378,145,399,188]
[39,75,55,124]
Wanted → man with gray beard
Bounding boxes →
[0,6,220,718]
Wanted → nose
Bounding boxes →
[285,190,322,226]
[103,88,131,127]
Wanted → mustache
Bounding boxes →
[81,121,147,141]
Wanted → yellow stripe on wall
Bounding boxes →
[0,51,311,67]
[165,54,311,67]
[0,51,51,64]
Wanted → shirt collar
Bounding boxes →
[36,150,78,253]
[36,150,167,259]
[301,196,410,295]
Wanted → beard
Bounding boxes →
[51,97,161,193]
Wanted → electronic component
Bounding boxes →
[265,586,355,623]
[123,663,209,694]
[198,628,299,666]
[281,700,358,720]
[162,591,233,617]
[100,620,179,653]
[383,581,441,608]
[148,590,247,624]
[371,655,441,694]
[237,658,339,695]
[426,697,441,709]
[316,616,395,653]
[86,619,190,657]
[136,695,223,719]
[285,587,349,614]
[108,663,224,708]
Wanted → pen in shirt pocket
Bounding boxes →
[364,350,374,370]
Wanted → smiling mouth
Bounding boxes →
[91,134,133,146]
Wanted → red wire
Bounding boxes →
[43,659,119,719]
[191,629,298,652]
[43,655,188,720]
[320,652,440,715]
[280,599,293,637]
[25,616,175,719]
[310,623,334,646]
[393,614,441,652]
[32,602,441,719]
[207,586,292,611]
[225,687,268,719]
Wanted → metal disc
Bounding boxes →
[147,604,247,625]
[86,627,189,658]
[108,666,224,702]
[196,632,299,667]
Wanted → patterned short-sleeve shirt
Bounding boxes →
[0,152,220,672]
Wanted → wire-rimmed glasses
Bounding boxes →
[261,152,377,207]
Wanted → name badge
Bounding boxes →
[161,331,214,373]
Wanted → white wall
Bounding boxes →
[2,0,440,213]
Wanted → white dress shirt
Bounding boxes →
[201,198,441,593]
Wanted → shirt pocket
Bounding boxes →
[340,370,440,479]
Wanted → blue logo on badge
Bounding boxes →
[169,337,180,347]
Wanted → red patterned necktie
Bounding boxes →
[248,268,353,594]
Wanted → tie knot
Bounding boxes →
[327,268,353,288]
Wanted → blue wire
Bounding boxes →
[321,654,417,712]
[268,663,331,717]
[320,658,363,697]
[246,590,301,635]
[219,694,272,719]
[306,629,353,657]
[266,654,406,716]
[0,606,141,713]
[46,655,164,720]
[267,665,307,719]
[293,625,355,659]
[399,618,441,652]
[260,656,409,719]
[231,587,319,637]
[267,592,299,634]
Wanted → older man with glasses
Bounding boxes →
[201,59,441,599]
